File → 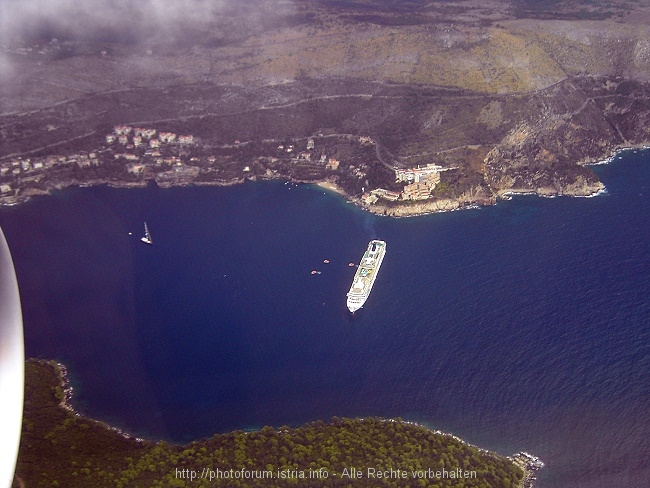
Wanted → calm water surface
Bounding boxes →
[1,151,649,487]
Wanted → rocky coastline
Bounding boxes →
[46,359,147,444]
[2,73,650,218]
[318,143,644,218]
[3,72,650,217]
[2,142,644,218]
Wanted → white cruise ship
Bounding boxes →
[346,240,386,313]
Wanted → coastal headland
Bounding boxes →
[2,0,650,215]
[14,359,543,488]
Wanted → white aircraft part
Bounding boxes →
[0,226,24,488]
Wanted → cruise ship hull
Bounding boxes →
[346,240,386,313]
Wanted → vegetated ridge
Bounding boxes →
[14,360,533,488]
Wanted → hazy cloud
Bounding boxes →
[0,0,302,90]
[0,0,295,46]
[0,53,14,82]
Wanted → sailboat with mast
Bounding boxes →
[141,222,153,245]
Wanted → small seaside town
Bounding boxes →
[0,125,450,208]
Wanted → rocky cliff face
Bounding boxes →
[484,77,650,197]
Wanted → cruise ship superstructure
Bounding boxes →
[347,240,386,313]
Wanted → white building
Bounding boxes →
[396,164,443,183]
[178,135,194,145]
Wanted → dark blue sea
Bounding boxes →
[1,150,649,487]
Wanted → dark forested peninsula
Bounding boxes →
[14,360,538,488]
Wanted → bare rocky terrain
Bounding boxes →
[1,0,650,213]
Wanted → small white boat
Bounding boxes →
[140,222,153,245]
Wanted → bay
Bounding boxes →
[1,151,649,487]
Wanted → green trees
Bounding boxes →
[16,360,524,488]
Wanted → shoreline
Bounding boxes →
[2,145,647,217]
[47,359,147,444]
[315,179,348,197]
[36,358,542,487]
[381,419,544,488]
